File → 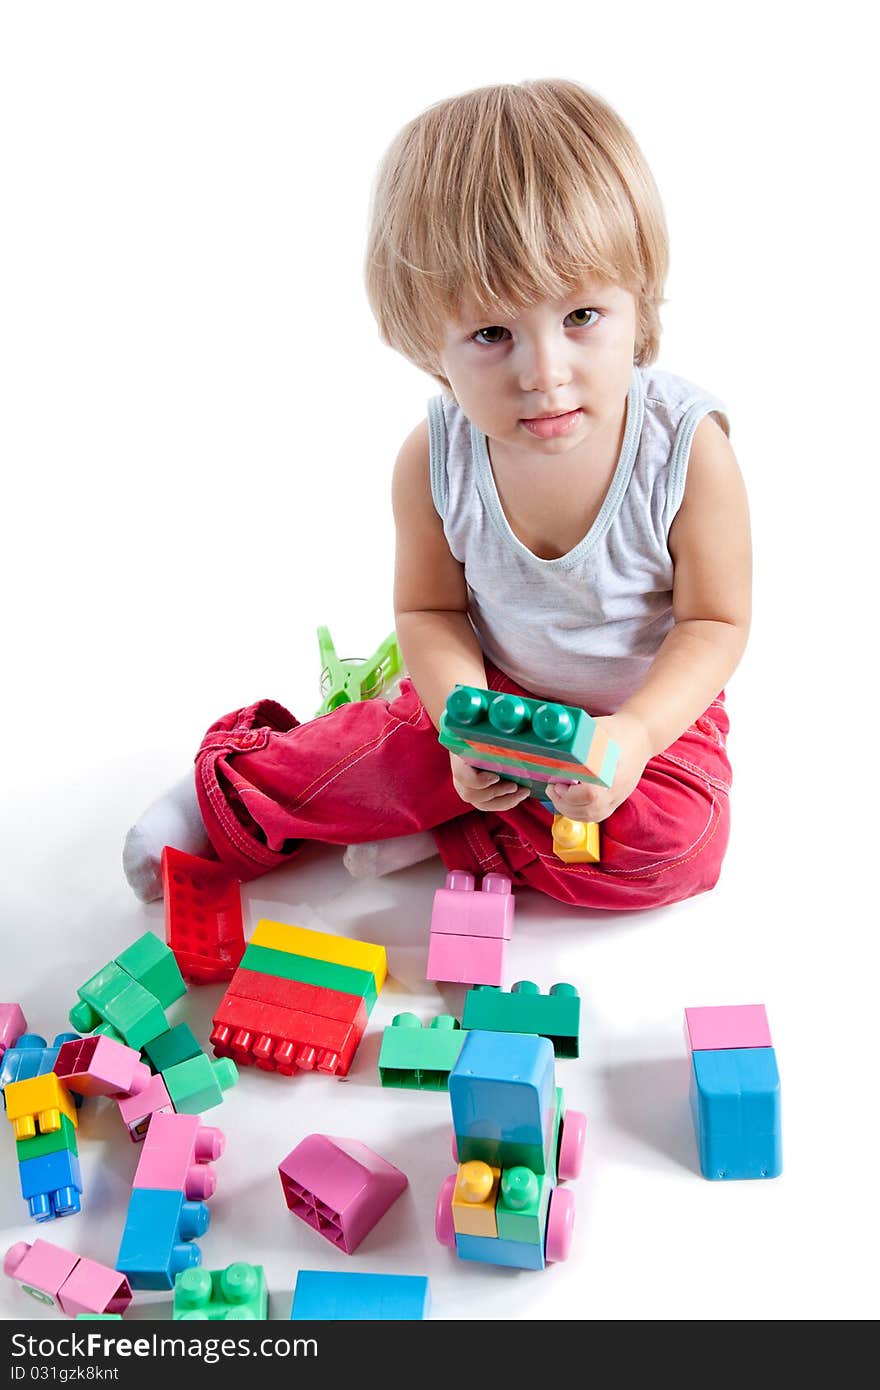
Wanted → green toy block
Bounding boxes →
[70,963,168,1050]
[378,1013,468,1090]
[162,1053,238,1114]
[15,1114,78,1163]
[316,625,404,717]
[173,1262,268,1320]
[549,1086,563,1176]
[495,1167,551,1245]
[462,982,581,1058]
[240,944,378,1013]
[141,1024,203,1074]
[115,932,186,1010]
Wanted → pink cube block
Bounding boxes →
[133,1111,225,1200]
[684,1004,772,1053]
[279,1134,407,1254]
[55,1035,150,1099]
[426,930,506,986]
[4,1240,79,1308]
[56,1257,132,1318]
[430,870,515,940]
[0,1003,27,1057]
[116,1072,174,1142]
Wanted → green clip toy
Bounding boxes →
[315,626,404,717]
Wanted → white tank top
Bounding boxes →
[427,364,729,715]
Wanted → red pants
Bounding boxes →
[194,664,732,911]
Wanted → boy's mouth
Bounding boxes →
[519,408,583,439]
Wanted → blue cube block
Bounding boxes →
[117,1188,210,1290]
[449,1031,555,1171]
[18,1148,83,1221]
[690,1046,782,1180]
[290,1271,430,1320]
[455,1231,546,1271]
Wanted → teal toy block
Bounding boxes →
[316,625,404,717]
[463,981,581,1058]
[69,963,167,1051]
[690,1046,782,1180]
[142,1025,203,1075]
[378,1013,467,1091]
[162,1054,238,1114]
[173,1263,267,1320]
[290,1270,429,1320]
[455,1230,545,1271]
[76,1314,122,1320]
[450,1031,554,1172]
[495,1167,551,1246]
[115,933,186,1010]
[116,1188,210,1290]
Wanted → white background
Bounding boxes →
[1,1,876,1321]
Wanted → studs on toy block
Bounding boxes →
[378,1013,467,1090]
[5,1240,132,1317]
[116,1188,211,1291]
[173,1262,267,1320]
[5,1073,78,1141]
[161,1054,238,1115]
[551,815,600,864]
[17,1149,83,1222]
[162,846,245,985]
[133,1112,225,1201]
[462,981,581,1058]
[426,870,515,986]
[1,1032,82,1098]
[279,1134,407,1254]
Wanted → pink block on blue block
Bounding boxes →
[684,1005,772,1053]
[430,870,515,940]
[426,931,506,986]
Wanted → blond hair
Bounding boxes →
[365,79,669,394]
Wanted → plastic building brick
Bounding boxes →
[161,846,245,985]
[451,1160,500,1238]
[279,1134,408,1254]
[5,1073,78,1140]
[0,1003,26,1058]
[495,1167,551,1245]
[690,1046,782,1180]
[116,1072,173,1142]
[5,1240,132,1317]
[211,993,362,1076]
[1,1032,81,1093]
[69,961,167,1050]
[133,1112,224,1200]
[450,1032,553,1170]
[161,1054,237,1115]
[76,1314,123,1319]
[173,1263,267,1320]
[239,943,379,1010]
[141,1024,203,1075]
[429,870,515,940]
[18,1148,83,1221]
[551,815,601,864]
[54,1035,150,1099]
[114,933,186,1010]
[249,919,387,991]
[16,1114,78,1164]
[454,1229,546,1271]
[462,981,581,1058]
[116,1188,210,1290]
[315,624,403,717]
[290,1270,429,1321]
[377,1013,467,1090]
[685,1004,772,1053]
[220,969,368,1027]
[426,931,507,987]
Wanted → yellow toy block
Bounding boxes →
[249,920,387,992]
[4,1074,78,1140]
[551,816,601,864]
[452,1159,501,1238]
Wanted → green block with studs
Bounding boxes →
[378,1013,468,1090]
[162,1053,238,1114]
[240,944,377,1013]
[173,1262,268,1320]
[115,932,186,1010]
[495,1167,551,1246]
[142,1024,203,1074]
[15,1113,78,1163]
[70,962,168,1051]
[463,981,581,1058]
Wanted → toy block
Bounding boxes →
[76,1314,123,1319]
[426,930,506,986]
[162,1054,237,1114]
[495,1167,551,1245]
[250,919,387,991]
[454,1230,545,1271]
[1,1032,82,1093]
[442,738,560,798]
[54,1035,150,1099]
[449,1031,554,1172]
[451,1160,500,1238]
[552,816,601,864]
[685,1004,772,1053]
[18,1148,83,1221]
[114,932,186,1010]
[279,1134,408,1254]
[173,1262,267,1320]
[378,1013,467,1090]
[69,962,168,1050]
[16,1114,78,1164]
[315,624,403,717]
[239,943,378,1010]
[116,1187,210,1290]
[162,845,245,985]
[141,1024,204,1075]
[291,1269,429,1321]
[5,1073,78,1140]
[430,869,515,940]
[55,1257,133,1318]
[133,1111,225,1200]
[116,1072,173,1141]
[463,981,581,1058]
[5,1239,79,1309]
[210,993,361,1076]
[0,1003,26,1057]
[221,968,368,1030]
[690,1046,782,1180]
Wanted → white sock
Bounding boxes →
[122,770,213,903]
[343,831,439,879]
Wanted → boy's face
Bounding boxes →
[438,278,637,461]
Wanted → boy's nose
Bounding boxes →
[517,336,572,394]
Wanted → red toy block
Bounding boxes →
[426,932,506,987]
[116,1072,174,1142]
[54,1036,150,1100]
[0,1003,27,1057]
[279,1134,408,1254]
[161,846,245,985]
[4,1240,131,1318]
[684,1004,772,1053]
[211,994,361,1076]
[223,968,368,1031]
[133,1111,225,1200]
[430,870,515,940]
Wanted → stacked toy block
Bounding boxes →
[173,1262,268,1319]
[378,1013,468,1091]
[426,870,514,986]
[211,920,386,1077]
[279,1134,407,1253]
[116,1111,224,1289]
[291,1270,429,1320]
[5,1072,82,1221]
[1,1031,83,1103]
[463,981,581,1058]
[5,1240,132,1318]
[685,1004,782,1181]
[162,846,246,985]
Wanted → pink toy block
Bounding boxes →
[279,1134,407,1254]
[54,1035,150,1099]
[684,1004,772,1053]
[133,1111,225,1200]
[430,870,515,939]
[4,1240,132,1318]
[116,1072,174,1142]
[426,931,506,986]
[55,1257,132,1318]
[0,1003,27,1057]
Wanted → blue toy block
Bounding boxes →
[290,1270,430,1320]
[455,1230,546,1271]
[116,1188,210,1290]
[449,1031,555,1171]
[1,1034,84,1108]
[17,1148,83,1222]
[690,1046,782,1180]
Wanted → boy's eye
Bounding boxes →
[566,307,600,328]
[471,308,600,344]
[472,325,509,345]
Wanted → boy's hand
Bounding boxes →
[545,712,652,824]
[449,751,532,812]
